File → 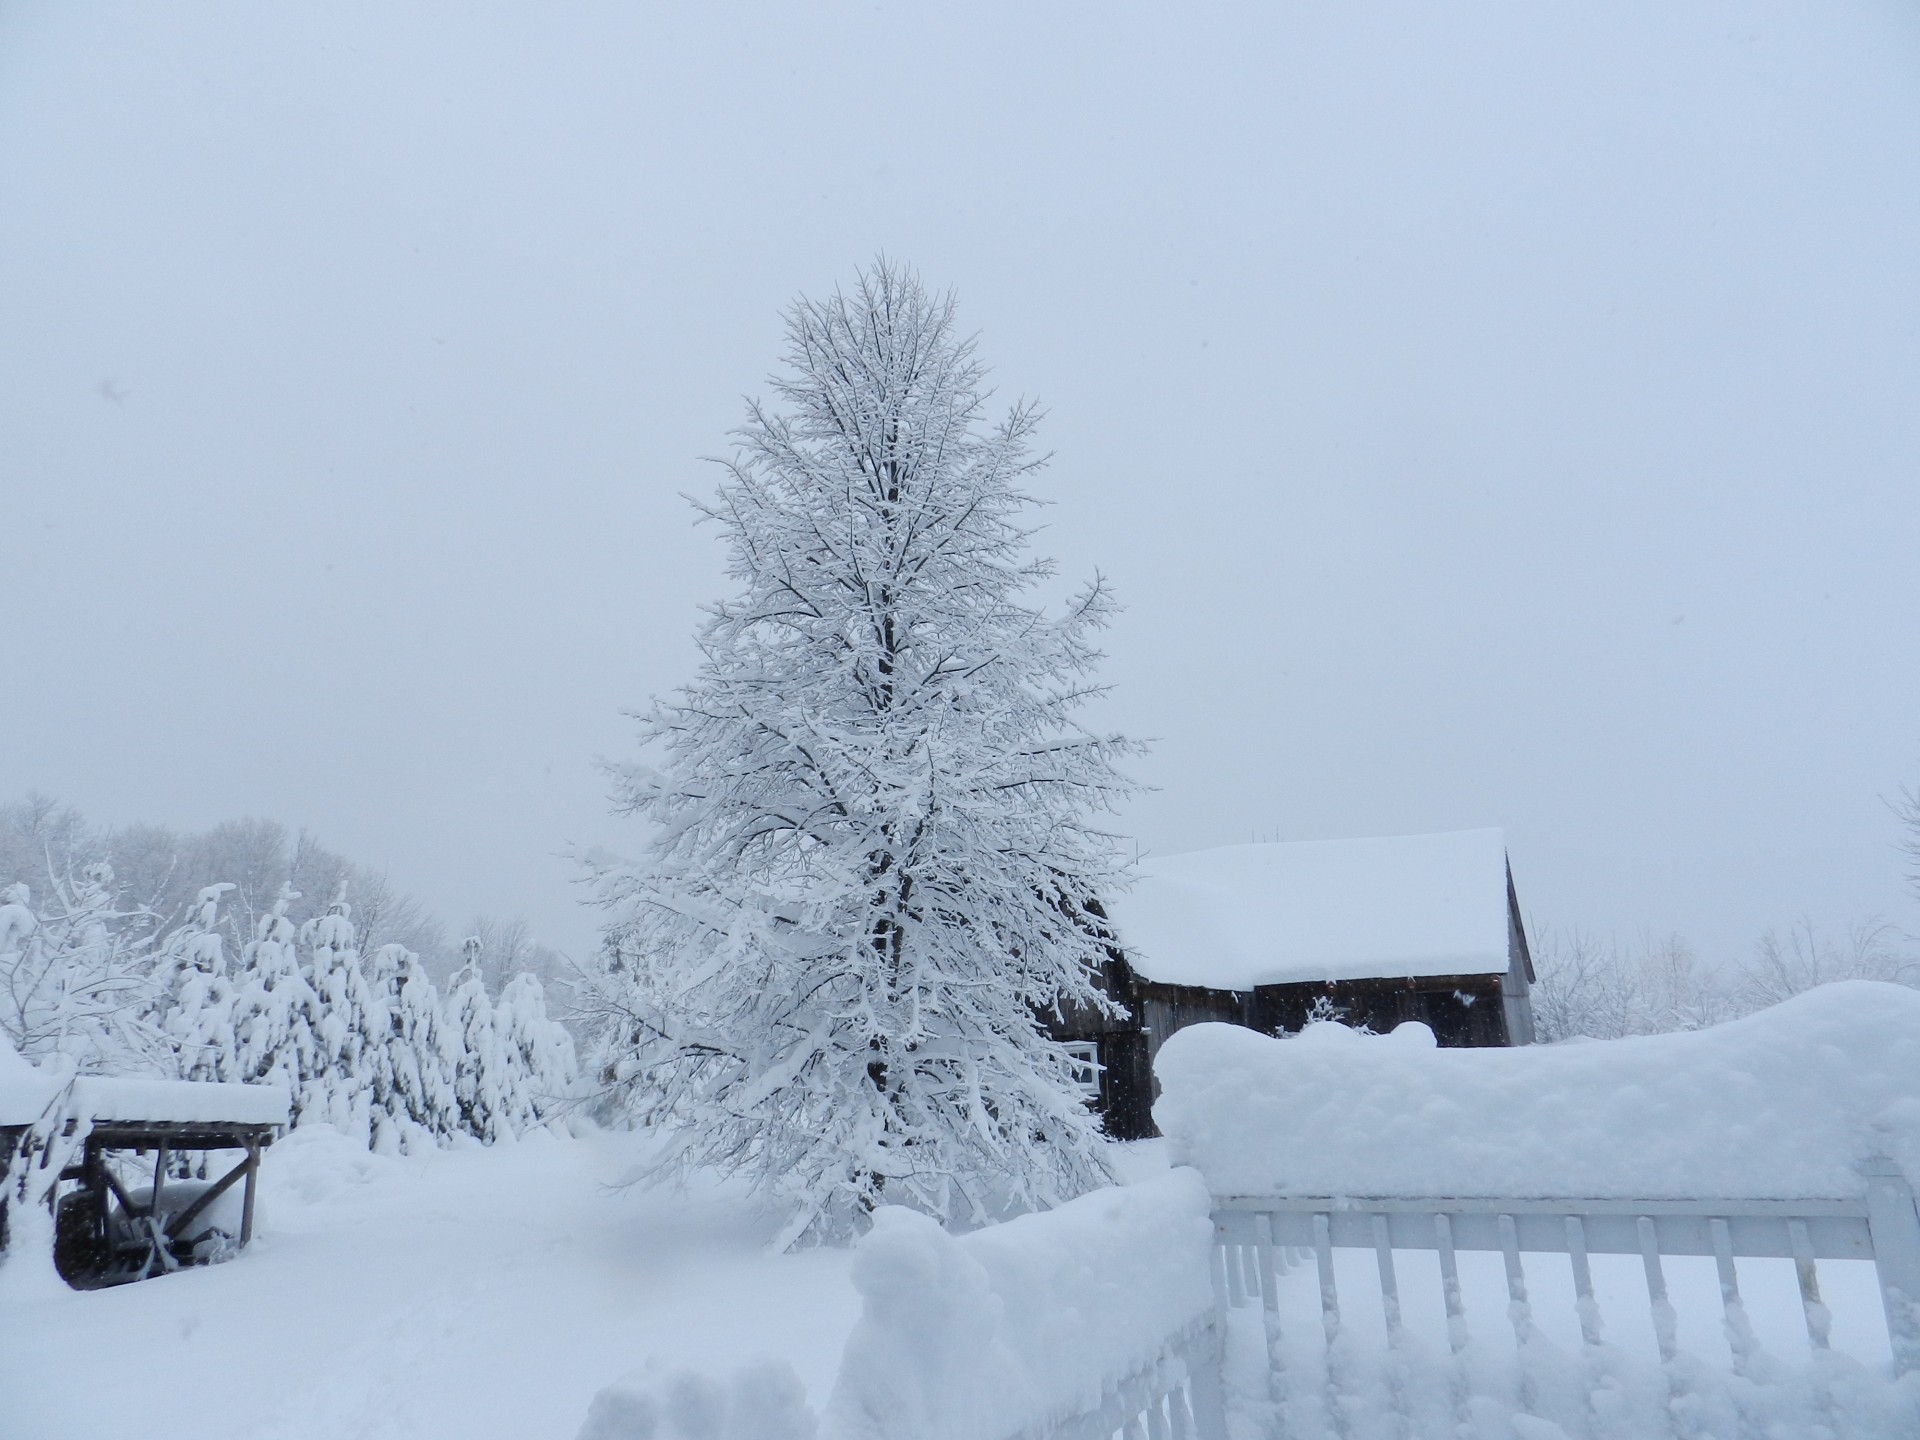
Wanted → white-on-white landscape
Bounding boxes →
[4,6,1920,1440]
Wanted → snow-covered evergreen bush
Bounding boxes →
[365,941,460,1151]
[494,970,578,1135]
[581,260,1139,1243]
[445,938,510,1143]
[230,884,330,1120]
[0,816,568,1154]
[149,884,239,1082]
[302,891,385,1146]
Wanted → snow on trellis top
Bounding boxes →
[0,1031,288,1128]
[1107,828,1512,989]
[1153,981,1920,1201]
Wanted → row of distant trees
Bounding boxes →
[1529,799,1920,1045]
[0,795,577,1151]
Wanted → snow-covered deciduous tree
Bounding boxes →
[581,260,1139,1243]
[0,866,165,1073]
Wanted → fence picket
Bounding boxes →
[1788,1218,1832,1351]
[1565,1214,1601,1348]
[1255,1212,1287,1415]
[1635,1215,1678,1364]
[1313,1212,1341,1349]
[1860,1156,1920,1375]
[1708,1216,1758,1376]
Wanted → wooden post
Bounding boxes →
[239,1139,260,1247]
[1860,1156,1920,1375]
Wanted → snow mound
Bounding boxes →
[578,1359,817,1440]
[825,1169,1215,1440]
[1154,981,1920,1200]
[1106,828,1512,989]
[258,1122,405,1208]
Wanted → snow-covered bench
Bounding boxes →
[3,1048,289,1287]
[1156,981,1920,1438]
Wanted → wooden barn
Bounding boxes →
[1054,828,1537,1140]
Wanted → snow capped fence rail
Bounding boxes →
[577,1171,1228,1440]
[1210,1184,1920,1438]
[824,1170,1226,1440]
[1160,982,1920,1438]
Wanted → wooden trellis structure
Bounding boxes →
[4,1074,289,1288]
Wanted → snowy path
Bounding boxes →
[2,1129,859,1440]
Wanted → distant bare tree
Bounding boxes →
[0,797,451,972]
[1898,783,1920,899]
[1739,917,1917,1011]
[460,914,574,1013]
[1530,928,1732,1041]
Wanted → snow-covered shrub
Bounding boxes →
[365,941,460,1152]
[1,819,567,1155]
[0,867,167,1074]
[149,884,240,1082]
[302,893,384,1146]
[494,970,578,1135]
[230,884,329,1121]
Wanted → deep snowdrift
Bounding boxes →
[826,1170,1215,1440]
[2,1127,859,1440]
[1154,980,1920,1199]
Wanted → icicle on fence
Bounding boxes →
[1210,1164,1920,1439]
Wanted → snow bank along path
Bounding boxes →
[3,1126,860,1440]
[1154,980,1920,1201]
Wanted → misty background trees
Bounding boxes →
[0,792,578,1151]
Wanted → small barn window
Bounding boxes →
[1062,1040,1101,1098]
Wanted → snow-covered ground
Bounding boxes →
[3,1127,860,1440]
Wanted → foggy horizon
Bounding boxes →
[5,1,1918,975]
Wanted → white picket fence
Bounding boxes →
[1208,1158,1920,1438]
[1035,1313,1228,1440]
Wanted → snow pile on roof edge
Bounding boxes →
[1153,981,1920,1200]
[1108,828,1512,989]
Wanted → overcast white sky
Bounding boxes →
[3,1,1917,969]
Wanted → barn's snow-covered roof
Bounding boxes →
[1107,828,1513,990]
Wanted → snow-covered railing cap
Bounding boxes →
[1152,981,1920,1204]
